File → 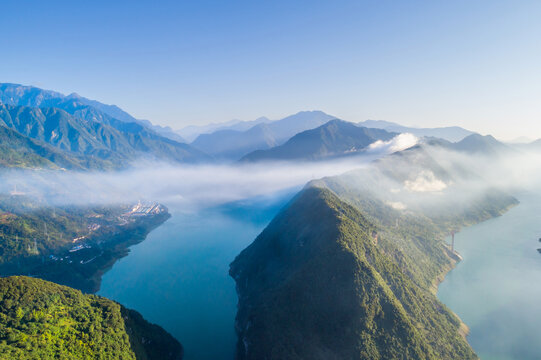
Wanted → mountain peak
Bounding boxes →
[67,92,82,99]
[240,119,397,162]
[453,133,511,155]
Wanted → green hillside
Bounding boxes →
[230,144,518,359]
[0,103,209,169]
[231,187,477,359]
[0,82,186,143]
[0,125,118,170]
[0,276,182,360]
[0,195,170,293]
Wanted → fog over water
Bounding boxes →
[0,157,382,210]
[3,138,541,359]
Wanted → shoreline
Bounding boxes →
[1,210,171,294]
[432,201,520,342]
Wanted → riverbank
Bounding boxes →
[431,201,519,342]
[0,205,171,293]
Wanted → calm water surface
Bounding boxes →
[98,193,292,360]
[438,190,541,360]
[99,188,541,360]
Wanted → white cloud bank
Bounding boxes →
[404,170,447,192]
[368,133,418,154]
[0,157,380,211]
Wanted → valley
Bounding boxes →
[0,82,540,359]
[4,4,541,359]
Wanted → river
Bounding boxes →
[438,190,541,360]
[98,186,541,360]
[98,192,293,360]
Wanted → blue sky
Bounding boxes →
[1,0,540,139]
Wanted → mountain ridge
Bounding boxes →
[191,111,337,159]
[0,276,183,359]
[230,141,518,359]
[240,119,398,162]
[358,119,475,142]
[0,83,187,143]
[0,103,210,168]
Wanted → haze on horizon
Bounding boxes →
[1,0,541,140]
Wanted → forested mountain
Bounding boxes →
[0,276,183,359]
[0,83,185,143]
[0,125,106,170]
[0,103,209,168]
[230,144,517,359]
[191,111,335,159]
[240,119,397,162]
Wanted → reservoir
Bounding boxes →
[438,190,541,360]
[98,185,541,360]
[98,192,292,360]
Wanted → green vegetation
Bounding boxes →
[0,276,182,359]
[230,145,518,359]
[0,125,102,170]
[0,102,209,170]
[0,195,170,293]
[231,188,477,359]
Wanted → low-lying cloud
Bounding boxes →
[0,156,380,211]
[368,133,419,154]
[404,170,448,192]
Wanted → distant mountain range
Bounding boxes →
[188,111,477,160]
[178,116,272,142]
[0,83,186,143]
[0,124,107,170]
[241,119,397,162]
[358,120,474,142]
[0,84,209,169]
[451,133,513,154]
[191,111,335,160]
[421,133,514,156]
[0,84,516,169]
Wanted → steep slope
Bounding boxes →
[191,111,335,159]
[0,125,81,170]
[230,187,476,360]
[231,143,518,359]
[241,119,397,162]
[0,104,209,167]
[0,124,125,170]
[0,276,182,359]
[0,83,186,143]
[358,120,474,142]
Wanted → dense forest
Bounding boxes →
[0,276,183,359]
[230,145,518,359]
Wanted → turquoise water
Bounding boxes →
[438,191,541,360]
[99,187,541,360]
[98,193,292,360]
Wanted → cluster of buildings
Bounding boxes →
[124,201,165,217]
[69,243,91,252]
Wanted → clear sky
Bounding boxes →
[1,0,540,140]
